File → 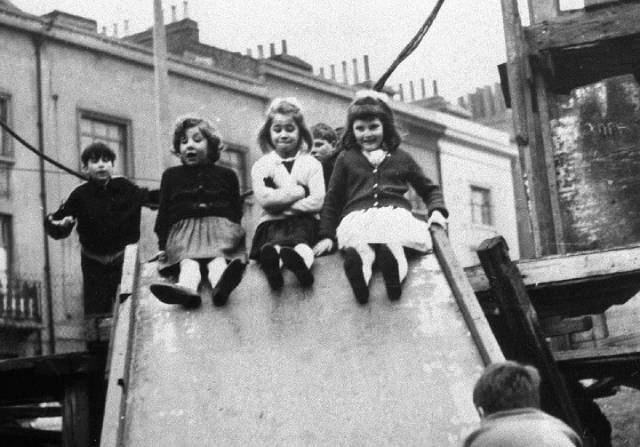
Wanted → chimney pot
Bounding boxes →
[101,25,107,35]
[281,39,288,55]
[171,4,177,22]
[269,43,276,57]
[421,79,426,98]
[258,45,264,59]
[363,55,370,81]
[319,67,325,78]
[246,48,253,57]
[113,23,118,37]
[398,83,404,101]
[330,64,336,81]
[433,80,439,97]
[124,20,129,35]
[409,81,415,101]
[352,58,359,84]
[342,61,348,85]
[183,1,189,18]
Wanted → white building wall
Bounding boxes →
[440,137,520,267]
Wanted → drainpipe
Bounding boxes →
[32,34,56,354]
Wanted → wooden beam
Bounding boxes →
[430,225,504,366]
[526,2,640,52]
[0,404,61,418]
[465,243,640,293]
[477,236,585,436]
[62,375,90,447]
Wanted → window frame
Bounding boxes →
[219,142,249,194]
[77,110,133,177]
[470,185,494,227]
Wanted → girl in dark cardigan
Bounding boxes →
[150,116,246,308]
[314,91,448,304]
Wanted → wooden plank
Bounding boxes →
[527,0,560,23]
[119,244,139,300]
[541,316,593,336]
[477,236,584,437]
[465,243,640,293]
[0,404,61,418]
[554,344,640,361]
[430,226,504,366]
[526,2,640,52]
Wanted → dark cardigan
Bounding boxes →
[154,163,242,250]
[45,177,149,255]
[318,148,448,240]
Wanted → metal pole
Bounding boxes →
[153,0,170,171]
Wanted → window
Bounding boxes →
[219,144,248,193]
[79,113,129,176]
[0,96,11,157]
[470,186,493,226]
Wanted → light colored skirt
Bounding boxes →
[160,216,246,272]
[336,206,432,253]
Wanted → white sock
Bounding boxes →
[177,259,200,292]
[386,243,408,281]
[294,243,314,268]
[353,243,375,284]
[207,257,227,287]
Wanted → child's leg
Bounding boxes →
[150,258,201,307]
[177,258,201,292]
[280,243,314,287]
[208,257,246,306]
[376,243,407,301]
[259,244,283,290]
[342,242,375,304]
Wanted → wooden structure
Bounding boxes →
[501,0,640,256]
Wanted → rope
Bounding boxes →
[0,118,87,181]
[373,0,446,92]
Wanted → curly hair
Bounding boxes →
[257,98,313,154]
[340,95,401,152]
[172,116,224,163]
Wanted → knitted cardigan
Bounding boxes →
[319,148,448,240]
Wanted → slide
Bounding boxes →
[101,228,503,446]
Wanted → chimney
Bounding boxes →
[319,67,325,78]
[433,80,439,97]
[183,1,189,18]
[409,81,415,101]
[421,78,426,98]
[281,39,288,55]
[352,58,359,84]
[363,55,370,81]
[269,43,276,57]
[398,83,404,101]
[101,25,107,35]
[246,48,253,57]
[258,45,264,59]
[113,23,118,37]
[342,60,348,84]
[171,4,177,22]
[330,64,336,81]
[124,20,129,35]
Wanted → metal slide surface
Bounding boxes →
[115,249,496,446]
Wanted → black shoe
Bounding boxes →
[280,247,314,288]
[212,259,246,306]
[149,283,201,308]
[260,244,283,290]
[377,245,402,301]
[342,247,369,304]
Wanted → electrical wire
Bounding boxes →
[373,0,446,92]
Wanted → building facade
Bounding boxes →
[0,4,519,354]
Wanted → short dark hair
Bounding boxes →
[172,116,224,163]
[257,98,313,154]
[311,122,338,146]
[341,95,401,152]
[473,361,541,415]
[81,142,116,166]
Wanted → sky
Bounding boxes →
[11,0,512,103]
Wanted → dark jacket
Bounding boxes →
[319,148,448,240]
[321,150,341,189]
[45,177,149,255]
[154,163,242,250]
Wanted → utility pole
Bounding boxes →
[152,0,171,172]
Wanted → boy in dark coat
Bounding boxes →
[45,142,152,315]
